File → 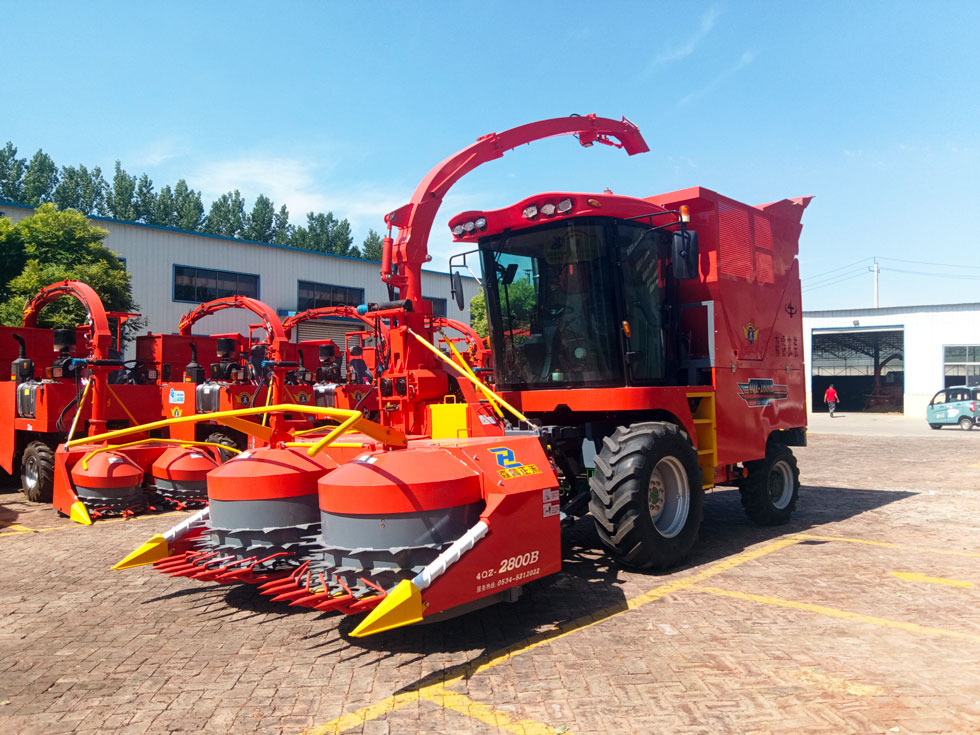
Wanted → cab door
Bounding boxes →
[927,391,948,424]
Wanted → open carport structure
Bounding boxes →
[810,326,904,413]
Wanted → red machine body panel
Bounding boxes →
[648,187,810,466]
[135,334,224,384]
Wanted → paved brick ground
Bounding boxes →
[1,430,979,734]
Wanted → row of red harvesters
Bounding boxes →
[1,284,482,522]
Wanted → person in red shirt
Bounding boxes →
[824,384,839,417]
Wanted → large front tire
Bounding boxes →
[589,422,703,570]
[21,441,55,503]
[739,444,800,526]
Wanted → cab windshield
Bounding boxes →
[480,218,666,390]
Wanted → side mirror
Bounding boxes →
[672,230,699,280]
[501,262,518,286]
[450,271,465,311]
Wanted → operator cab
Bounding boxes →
[450,193,698,392]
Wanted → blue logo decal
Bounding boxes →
[489,447,521,468]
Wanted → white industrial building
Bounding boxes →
[804,303,980,418]
[0,201,479,348]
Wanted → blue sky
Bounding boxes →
[3,1,979,311]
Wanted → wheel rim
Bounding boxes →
[768,460,794,509]
[23,456,38,491]
[648,456,690,538]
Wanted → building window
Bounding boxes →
[944,345,980,387]
[297,281,364,311]
[174,265,259,303]
[425,296,447,318]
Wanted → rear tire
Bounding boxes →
[959,417,974,431]
[929,423,943,430]
[739,444,800,526]
[21,441,55,503]
[205,431,241,463]
[589,422,703,570]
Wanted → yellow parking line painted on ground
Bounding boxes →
[423,687,570,735]
[301,536,802,735]
[889,571,974,588]
[793,533,980,559]
[694,586,980,644]
[0,510,187,538]
[0,523,38,534]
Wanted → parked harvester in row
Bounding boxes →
[114,114,810,637]
[0,281,162,510]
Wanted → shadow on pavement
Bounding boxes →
[201,484,915,682]
[325,484,916,685]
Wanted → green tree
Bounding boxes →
[53,164,107,215]
[332,218,355,256]
[21,150,59,206]
[107,161,137,220]
[0,216,25,301]
[204,189,247,237]
[292,211,356,255]
[0,204,140,333]
[243,194,275,242]
[154,184,176,227]
[361,229,384,261]
[468,279,535,339]
[0,142,26,202]
[173,179,204,230]
[469,290,489,338]
[134,174,156,223]
[271,204,291,245]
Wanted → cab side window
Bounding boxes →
[931,392,947,406]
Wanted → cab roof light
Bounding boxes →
[522,205,539,220]
[557,198,574,214]
[452,224,465,237]
[680,205,690,223]
[540,203,557,217]
[475,217,487,230]
[462,221,476,233]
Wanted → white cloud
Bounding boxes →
[646,6,721,72]
[187,154,404,233]
[678,50,756,107]
[127,138,186,167]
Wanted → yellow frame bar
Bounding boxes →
[66,403,406,449]
[81,438,242,471]
[67,378,92,441]
[409,330,528,423]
